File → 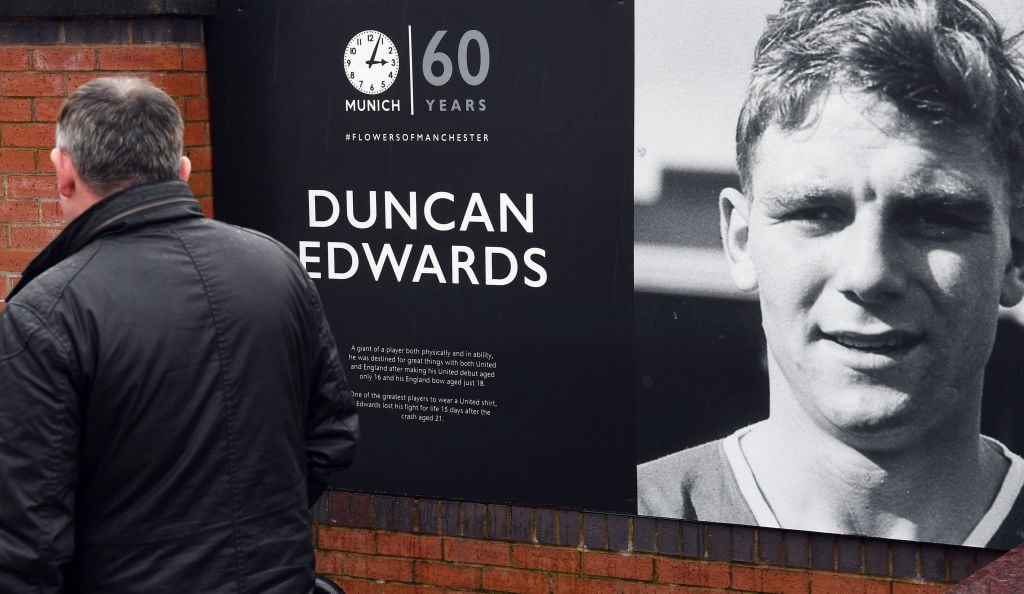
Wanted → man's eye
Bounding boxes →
[902,210,982,240]
[797,207,838,221]
[784,207,847,230]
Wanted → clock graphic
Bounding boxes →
[344,30,400,95]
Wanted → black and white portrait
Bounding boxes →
[634,0,1024,549]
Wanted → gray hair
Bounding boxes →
[56,77,183,196]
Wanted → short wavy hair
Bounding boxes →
[56,77,183,196]
[736,0,1024,200]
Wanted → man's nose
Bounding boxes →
[831,215,907,303]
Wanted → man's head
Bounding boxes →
[51,77,191,221]
[720,0,1024,450]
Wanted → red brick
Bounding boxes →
[812,573,890,594]
[621,584,723,594]
[182,47,206,71]
[1,73,64,97]
[0,200,38,223]
[731,566,809,594]
[34,98,64,122]
[414,560,481,590]
[348,553,415,582]
[318,526,375,554]
[380,584,444,594]
[0,48,28,71]
[332,577,381,594]
[98,47,181,71]
[656,559,731,588]
[186,146,212,171]
[0,99,32,121]
[36,150,55,173]
[511,545,579,573]
[3,124,55,148]
[6,274,20,292]
[1,274,19,303]
[39,200,61,222]
[142,73,205,96]
[187,171,212,196]
[9,225,61,249]
[444,538,510,566]
[197,197,214,218]
[377,532,444,560]
[582,551,654,580]
[7,175,55,198]
[174,97,186,117]
[185,96,209,120]
[0,150,37,172]
[891,584,949,594]
[315,550,345,575]
[67,72,204,97]
[0,249,36,271]
[482,567,550,594]
[33,48,96,71]
[65,73,107,94]
[183,122,209,146]
[551,575,618,594]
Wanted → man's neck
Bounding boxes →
[740,410,1009,544]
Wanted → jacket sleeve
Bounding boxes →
[304,295,359,508]
[0,303,79,593]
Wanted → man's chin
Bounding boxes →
[814,390,922,446]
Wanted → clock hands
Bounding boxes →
[346,31,397,94]
[365,36,384,68]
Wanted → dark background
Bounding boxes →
[205,0,635,512]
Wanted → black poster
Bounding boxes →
[206,0,634,512]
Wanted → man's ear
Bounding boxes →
[1000,202,1024,307]
[178,155,191,182]
[50,147,76,199]
[720,187,758,292]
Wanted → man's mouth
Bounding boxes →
[822,330,922,354]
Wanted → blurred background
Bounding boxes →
[633,0,1024,465]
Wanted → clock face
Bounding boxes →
[344,30,400,95]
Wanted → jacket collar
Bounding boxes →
[7,180,202,301]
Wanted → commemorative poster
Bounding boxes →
[207,0,1024,547]
[205,0,634,512]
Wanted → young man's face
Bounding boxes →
[723,89,1023,449]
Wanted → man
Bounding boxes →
[638,0,1024,548]
[0,77,359,591]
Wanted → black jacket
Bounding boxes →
[0,180,359,593]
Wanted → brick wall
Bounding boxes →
[0,12,1015,594]
[950,545,1024,593]
[0,16,212,311]
[311,492,981,593]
